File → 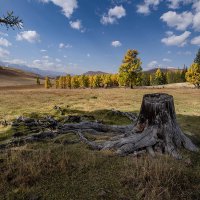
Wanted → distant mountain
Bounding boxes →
[0,61,64,77]
[83,71,108,75]
[144,67,180,74]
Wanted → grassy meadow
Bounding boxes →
[0,87,200,199]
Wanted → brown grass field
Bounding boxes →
[0,86,200,199]
[0,67,42,87]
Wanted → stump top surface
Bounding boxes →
[143,93,173,103]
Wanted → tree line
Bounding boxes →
[43,48,200,89]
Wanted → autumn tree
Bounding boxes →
[66,74,71,88]
[55,77,59,89]
[45,76,52,89]
[185,50,200,88]
[71,75,80,88]
[185,63,200,88]
[93,75,103,88]
[118,49,142,88]
[102,74,112,88]
[154,68,166,85]
[111,74,119,87]
[79,75,89,88]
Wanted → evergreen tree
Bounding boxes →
[118,49,142,88]
[0,11,23,29]
[181,66,187,82]
[141,73,150,86]
[194,48,200,65]
[36,77,40,85]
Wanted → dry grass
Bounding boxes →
[0,88,200,121]
[0,87,200,199]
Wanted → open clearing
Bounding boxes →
[0,87,200,200]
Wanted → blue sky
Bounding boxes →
[0,0,200,74]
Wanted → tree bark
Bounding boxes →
[77,93,198,159]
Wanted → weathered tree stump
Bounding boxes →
[77,93,198,159]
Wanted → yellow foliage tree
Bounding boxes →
[185,63,200,88]
[45,76,51,89]
[118,49,142,88]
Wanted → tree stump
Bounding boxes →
[77,93,198,159]
[134,93,198,158]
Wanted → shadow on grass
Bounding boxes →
[0,109,200,200]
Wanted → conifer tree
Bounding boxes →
[194,48,200,65]
[36,77,40,85]
[181,66,187,82]
[141,73,150,86]
[118,49,142,88]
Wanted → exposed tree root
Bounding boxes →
[0,93,199,160]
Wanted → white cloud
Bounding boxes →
[0,47,10,58]
[59,42,72,48]
[111,40,122,47]
[163,58,172,62]
[161,31,191,47]
[16,30,40,43]
[0,32,8,37]
[40,49,47,52]
[55,58,61,62]
[87,53,90,57]
[147,60,158,68]
[42,55,49,59]
[4,58,27,65]
[177,51,192,55]
[167,0,193,9]
[69,20,84,31]
[137,0,160,15]
[192,0,200,12]
[166,31,173,36]
[40,0,78,18]
[101,5,126,25]
[193,12,200,31]
[191,36,200,46]
[160,11,193,31]
[0,37,12,47]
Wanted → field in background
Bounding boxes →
[0,87,200,199]
[0,67,43,87]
